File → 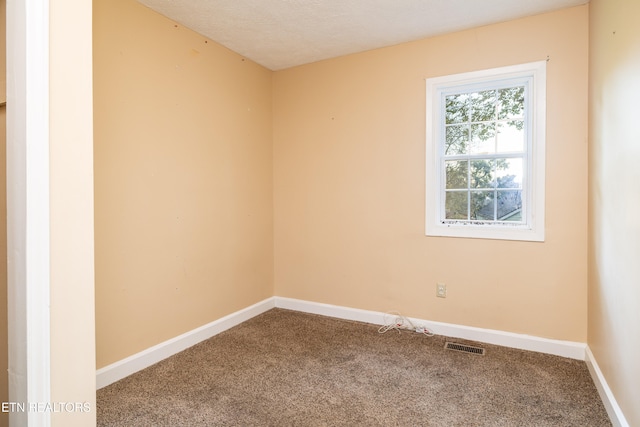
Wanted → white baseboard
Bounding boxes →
[585,347,630,427]
[97,296,588,390]
[96,297,276,389]
[275,297,586,360]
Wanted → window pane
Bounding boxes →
[470,123,495,154]
[470,159,494,189]
[445,94,469,124]
[496,120,524,152]
[445,124,469,155]
[497,87,525,120]
[445,160,468,189]
[471,191,495,220]
[445,191,468,220]
[497,190,522,221]
[496,158,523,189]
[470,90,496,122]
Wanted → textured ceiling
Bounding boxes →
[137,0,588,70]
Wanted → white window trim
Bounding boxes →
[425,61,546,242]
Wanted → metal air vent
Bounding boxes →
[445,342,485,355]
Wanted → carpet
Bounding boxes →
[97,308,611,426]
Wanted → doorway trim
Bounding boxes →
[6,0,52,425]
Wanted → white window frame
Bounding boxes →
[425,61,546,242]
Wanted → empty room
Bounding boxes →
[3,0,638,425]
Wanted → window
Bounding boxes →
[426,61,546,241]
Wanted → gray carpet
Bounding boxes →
[97,309,611,426]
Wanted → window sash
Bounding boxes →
[438,81,531,227]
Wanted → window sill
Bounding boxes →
[426,221,544,242]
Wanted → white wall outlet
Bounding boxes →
[436,282,446,298]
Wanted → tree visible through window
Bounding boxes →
[444,86,525,223]
[426,62,546,241]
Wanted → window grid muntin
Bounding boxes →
[438,79,531,227]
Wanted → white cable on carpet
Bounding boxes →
[377,311,434,336]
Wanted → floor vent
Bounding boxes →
[445,342,485,356]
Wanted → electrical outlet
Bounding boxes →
[436,282,447,298]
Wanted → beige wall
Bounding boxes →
[273,6,589,342]
[50,1,96,425]
[588,0,640,425]
[94,0,274,368]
